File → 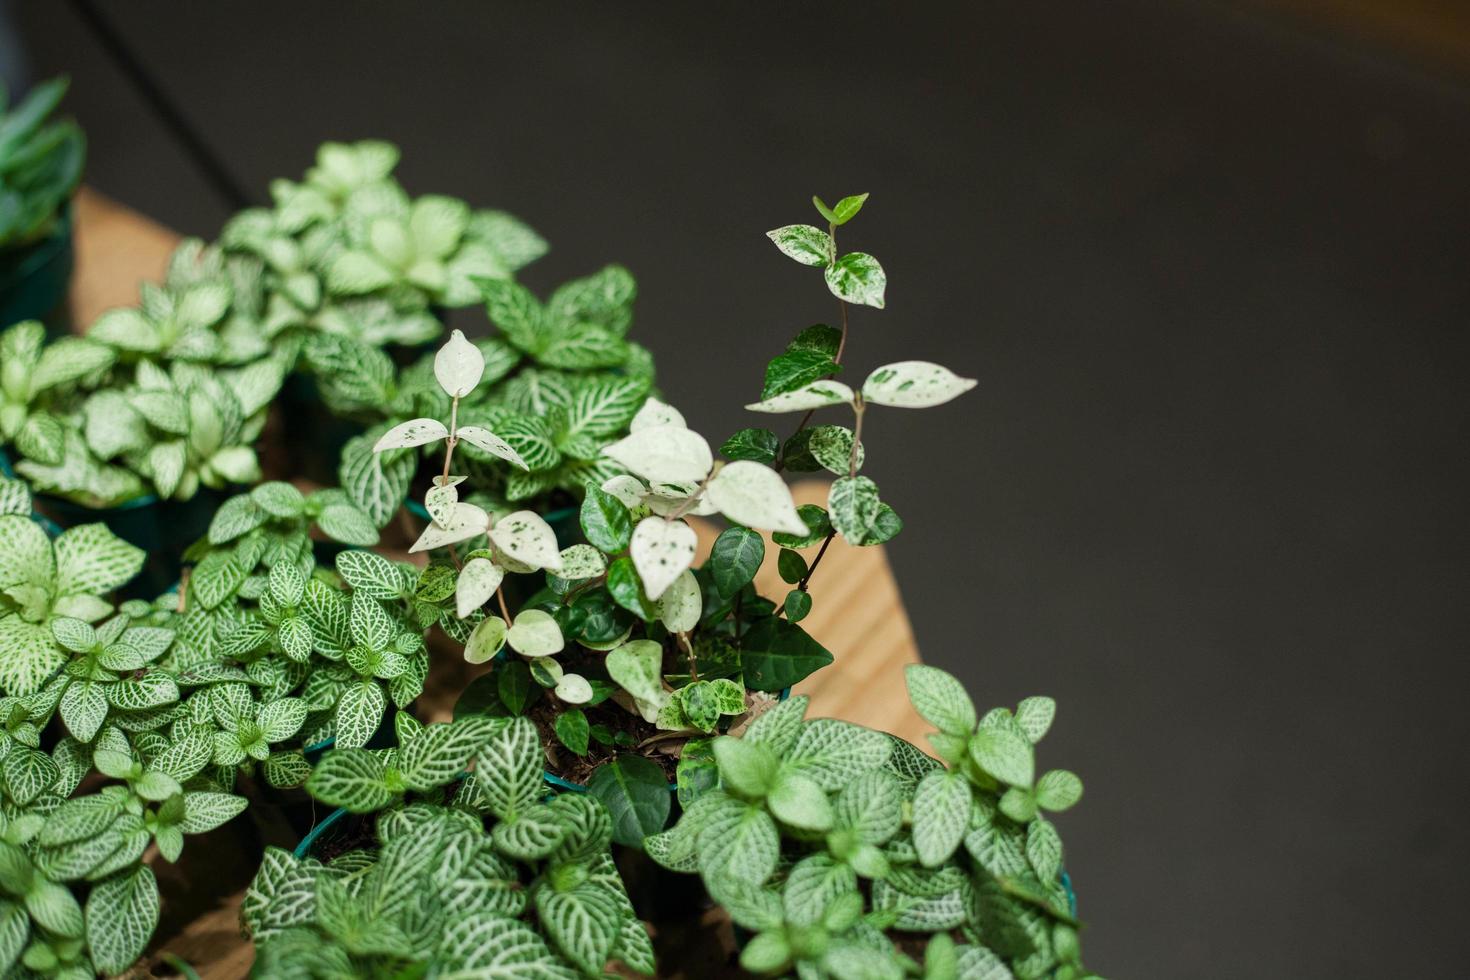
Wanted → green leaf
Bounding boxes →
[1026,817,1063,881]
[587,755,670,847]
[2,749,58,806]
[1035,769,1083,812]
[179,792,248,834]
[305,748,393,812]
[785,718,892,792]
[316,504,379,547]
[832,769,904,847]
[339,429,414,528]
[580,482,633,553]
[85,866,159,974]
[473,717,542,821]
[719,427,780,464]
[777,548,807,585]
[766,224,833,266]
[1015,696,1056,744]
[676,738,719,808]
[395,717,493,792]
[783,589,812,623]
[553,708,590,756]
[712,737,778,798]
[772,504,831,549]
[437,913,571,977]
[534,883,623,976]
[564,377,649,440]
[831,193,869,224]
[824,252,886,308]
[497,659,538,715]
[710,526,764,599]
[766,771,833,832]
[738,617,833,692]
[968,726,1035,788]
[905,664,977,737]
[479,278,544,352]
[335,549,403,600]
[911,770,970,867]
[334,681,386,750]
[54,523,146,595]
[605,556,657,620]
[698,798,779,887]
[762,349,838,401]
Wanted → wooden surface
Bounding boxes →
[68,189,926,977]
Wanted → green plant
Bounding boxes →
[646,667,1097,979]
[246,715,652,978]
[0,77,84,251]
[0,139,548,510]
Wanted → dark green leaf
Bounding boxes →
[740,617,833,692]
[676,738,720,807]
[586,756,671,848]
[762,350,838,400]
[720,428,779,464]
[605,557,658,621]
[784,589,812,623]
[710,527,764,599]
[580,483,632,553]
[453,674,510,720]
[498,660,539,715]
[777,548,807,585]
[553,709,590,756]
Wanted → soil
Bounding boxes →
[528,689,681,786]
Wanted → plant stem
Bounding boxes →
[496,583,512,623]
[678,632,699,682]
[848,398,865,478]
[776,224,850,473]
[440,394,461,482]
[665,463,721,522]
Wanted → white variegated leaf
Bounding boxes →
[464,615,507,664]
[456,425,529,470]
[861,360,977,408]
[505,610,563,657]
[557,544,606,580]
[554,673,593,705]
[455,557,505,619]
[630,517,697,601]
[643,481,718,517]
[600,474,646,509]
[425,478,460,527]
[434,329,485,397]
[657,570,702,633]
[408,502,489,553]
[489,511,562,571]
[372,417,448,452]
[602,426,712,485]
[705,461,806,535]
[744,380,855,414]
[630,396,686,432]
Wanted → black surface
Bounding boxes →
[16,2,1470,975]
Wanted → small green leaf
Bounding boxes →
[710,526,764,599]
[1035,769,1083,812]
[777,548,807,585]
[719,428,780,464]
[553,708,590,756]
[968,726,1035,788]
[772,504,831,549]
[783,589,812,623]
[580,482,633,553]
[911,770,970,867]
[830,193,869,225]
[497,659,539,715]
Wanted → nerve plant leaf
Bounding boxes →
[861,360,976,408]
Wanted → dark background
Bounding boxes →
[12,1,1470,976]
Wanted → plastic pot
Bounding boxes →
[276,373,366,486]
[0,204,74,336]
[35,485,232,600]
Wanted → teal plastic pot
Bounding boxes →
[0,204,74,336]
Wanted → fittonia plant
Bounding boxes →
[247,716,652,978]
[0,478,145,694]
[646,667,1098,979]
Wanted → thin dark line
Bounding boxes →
[65,0,255,210]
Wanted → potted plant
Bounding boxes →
[0,77,84,333]
[0,185,1104,978]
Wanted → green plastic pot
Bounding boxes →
[0,204,74,336]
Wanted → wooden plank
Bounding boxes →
[69,187,179,330]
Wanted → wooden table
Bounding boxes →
[69,189,926,977]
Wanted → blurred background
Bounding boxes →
[9,1,1468,976]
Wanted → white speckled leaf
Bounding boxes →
[408,502,489,554]
[456,425,528,470]
[490,511,562,571]
[602,426,712,485]
[861,360,976,408]
[705,461,806,535]
[629,517,697,601]
[373,417,448,452]
[744,380,855,414]
[434,329,485,397]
